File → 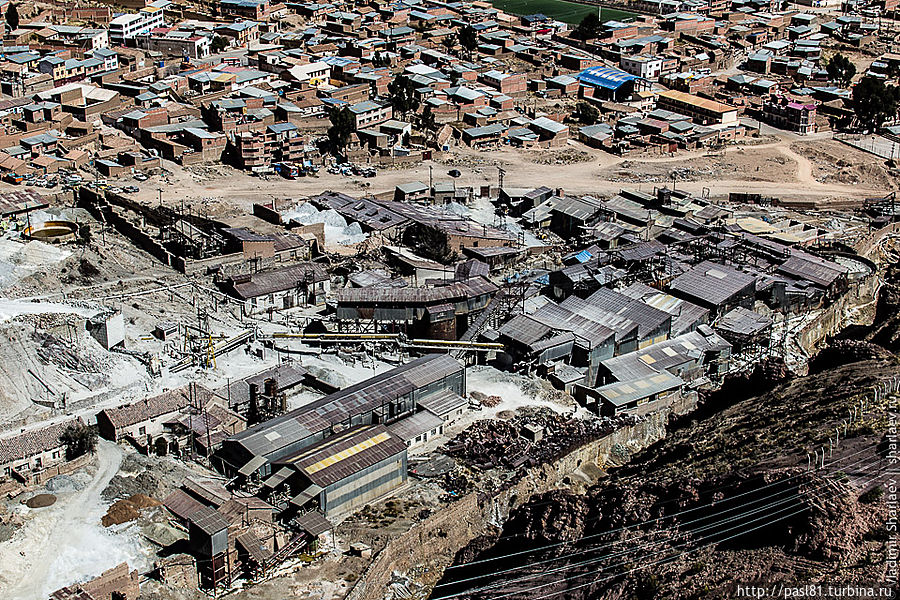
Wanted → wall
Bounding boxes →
[794,224,897,355]
[345,412,669,600]
[0,451,92,497]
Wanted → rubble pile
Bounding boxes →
[34,332,101,373]
[530,149,590,165]
[469,390,501,408]
[444,410,636,472]
[444,420,528,470]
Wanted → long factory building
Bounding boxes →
[215,354,465,482]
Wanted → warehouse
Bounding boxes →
[97,384,215,443]
[598,327,731,386]
[576,66,649,101]
[576,371,683,416]
[274,424,408,517]
[217,354,464,478]
[224,263,331,314]
[334,277,499,339]
[668,260,756,319]
[618,282,709,336]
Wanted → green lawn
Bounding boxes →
[487,0,637,25]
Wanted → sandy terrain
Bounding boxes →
[0,441,151,600]
[79,133,887,219]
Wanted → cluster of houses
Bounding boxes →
[0,0,892,176]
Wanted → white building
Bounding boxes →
[620,55,664,80]
[109,6,165,45]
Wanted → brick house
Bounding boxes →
[0,417,83,479]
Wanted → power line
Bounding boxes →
[431,447,883,599]
[525,466,888,600]
[452,462,887,600]
[448,455,882,600]
[440,442,879,574]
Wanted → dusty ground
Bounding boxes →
[791,139,900,189]
[2,131,882,221]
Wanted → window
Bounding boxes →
[52,450,61,460]
[138,426,147,435]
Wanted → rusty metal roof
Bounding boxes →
[279,424,406,488]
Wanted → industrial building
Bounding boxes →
[224,263,331,314]
[216,354,464,479]
[668,260,757,319]
[273,424,408,517]
[334,277,499,339]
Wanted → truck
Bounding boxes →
[274,162,300,179]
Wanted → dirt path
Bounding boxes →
[778,144,815,185]
[0,440,146,600]
[136,136,884,213]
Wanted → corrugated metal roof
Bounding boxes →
[576,66,639,90]
[228,355,460,461]
[715,306,773,337]
[668,260,756,307]
[596,371,682,407]
[280,424,406,488]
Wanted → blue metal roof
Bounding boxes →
[576,66,639,90]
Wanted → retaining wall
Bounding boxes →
[345,411,669,600]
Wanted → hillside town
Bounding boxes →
[0,0,897,597]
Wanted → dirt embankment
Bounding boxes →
[791,140,900,189]
[435,355,895,600]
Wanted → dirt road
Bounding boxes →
[0,440,148,600]
[119,135,887,217]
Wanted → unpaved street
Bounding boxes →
[0,441,149,600]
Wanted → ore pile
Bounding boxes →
[444,409,636,472]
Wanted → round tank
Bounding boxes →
[22,220,79,243]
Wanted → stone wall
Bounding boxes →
[345,412,669,600]
[797,274,877,356]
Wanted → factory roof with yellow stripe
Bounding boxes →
[277,424,407,488]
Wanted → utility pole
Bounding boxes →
[497,166,505,191]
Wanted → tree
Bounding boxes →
[421,104,437,131]
[572,12,600,41]
[211,35,229,53]
[459,25,478,51]
[5,3,19,32]
[852,76,900,132]
[827,53,856,88]
[60,423,98,460]
[574,101,600,125]
[327,106,354,155]
[388,74,420,117]
[442,34,457,52]
[372,51,390,68]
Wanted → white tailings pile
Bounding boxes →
[282,203,367,246]
[0,299,99,323]
[0,239,71,290]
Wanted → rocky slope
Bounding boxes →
[432,354,894,600]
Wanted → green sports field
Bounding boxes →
[487,0,637,25]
